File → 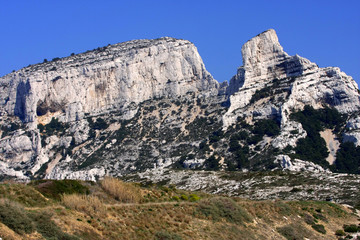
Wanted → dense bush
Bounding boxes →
[31,179,89,200]
[1,122,22,137]
[204,155,219,170]
[252,118,280,137]
[343,224,359,233]
[40,117,68,135]
[29,210,79,240]
[293,135,329,166]
[311,224,326,234]
[197,197,252,224]
[0,199,34,234]
[188,194,200,202]
[155,230,183,240]
[334,142,360,174]
[0,199,77,239]
[180,194,188,201]
[290,106,346,167]
[250,86,272,103]
[335,229,346,236]
[291,105,345,133]
[91,117,109,130]
[0,183,48,207]
[291,105,360,173]
[277,224,312,240]
[209,130,223,143]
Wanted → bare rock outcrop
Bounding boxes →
[0,37,218,125]
[223,29,360,148]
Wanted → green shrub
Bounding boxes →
[250,86,272,103]
[204,155,219,170]
[0,199,34,234]
[155,230,182,240]
[290,105,346,168]
[343,224,359,233]
[274,201,293,216]
[303,213,315,225]
[180,194,188,201]
[31,179,89,200]
[189,194,200,202]
[38,123,45,132]
[0,183,48,207]
[355,200,360,210]
[196,197,252,224]
[334,142,360,174]
[335,229,346,236]
[277,224,311,240]
[209,130,223,143]
[43,117,68,135]
[312,224,326,234]
[1,122,21,136]
[91,117,109,130]
[252,118,280,137]
[172,196,180,201]
[29,211,79,240]
[313,213,327,222]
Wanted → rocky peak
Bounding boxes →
[228,29,318,95]
[224,29,359,128]
[241,29,287,72]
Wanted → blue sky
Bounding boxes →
[1,0,359,85]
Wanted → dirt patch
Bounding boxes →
[320,129,340,165]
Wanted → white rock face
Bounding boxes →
[275,155,329,173]
[223,29,360,147]
[0,31,359,181]
[0,133,33,162]
[343,116,360,146]
[271,121,307,149]
[0,37,220,179]
[0,37,218,125]
[48,166,106,181]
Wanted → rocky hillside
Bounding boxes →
[0,29,359,182]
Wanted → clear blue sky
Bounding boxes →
[1,0,359,85]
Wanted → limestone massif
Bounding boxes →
[0,29,359,181]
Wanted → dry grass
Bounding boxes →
[0,180,359,240]
[100,177,142,203]
[0,222,22,240]
[61,194,105,217]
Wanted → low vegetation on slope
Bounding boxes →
[0,178,359,240]
[290,105,360,173]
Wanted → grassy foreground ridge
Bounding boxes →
[0,177,359,240]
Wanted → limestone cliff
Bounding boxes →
[0,37,218,125]
[0,37,221,180]
[0,30,359,181]
[224,29,359,128]
[223,29,360,172]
